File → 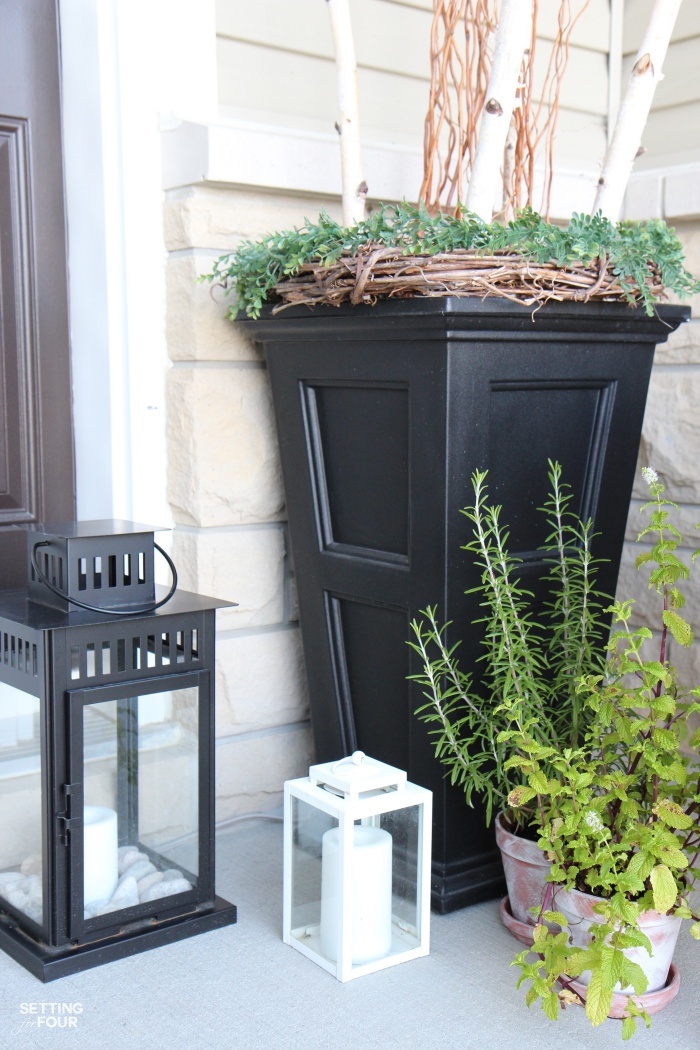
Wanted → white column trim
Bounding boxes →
[59,0,217,531]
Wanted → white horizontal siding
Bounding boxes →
[216,36,430,144]
[217,34,607,149]
[217,0,432,80]
[217,0,611,62]
[622,0,700,52]
[621,0,700,166]
[642,101,700,166]
[621,33,700,111]
[216,0,610,154]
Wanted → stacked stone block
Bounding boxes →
[618,222,700,738]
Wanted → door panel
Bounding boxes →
[0,0,76,585]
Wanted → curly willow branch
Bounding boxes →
[420,0,592,219]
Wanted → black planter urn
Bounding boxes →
[240,297,688,913]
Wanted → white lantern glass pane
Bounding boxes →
[378,805,423,953]
[82,688,198,919]
[0,682,43,925]
[290,796,338,954]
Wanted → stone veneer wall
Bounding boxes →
[163,185,346,820]
[164,187,700,818]
[618,221,700,711]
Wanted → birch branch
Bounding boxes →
[326,0,367,226]
[593,0,682,222]
[465,0,533,223]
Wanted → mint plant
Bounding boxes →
[507,468,700,1038]
[409,461,608,826]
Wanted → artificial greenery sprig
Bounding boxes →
[507,467,700,1038]
[409,461,608,826]
[202,203,699,318]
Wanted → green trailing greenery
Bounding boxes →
[507,468,700,1037]
[202,203,699,318]
[409,461,609,826]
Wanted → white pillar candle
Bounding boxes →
[320,824,392,965]
[83,806,118,906]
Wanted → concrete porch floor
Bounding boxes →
[1,818,699,1050]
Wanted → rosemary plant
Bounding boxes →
[409,461,608,826]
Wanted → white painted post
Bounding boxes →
[465,0,533,223]
[325,0,367,225]
[593,0,682,221]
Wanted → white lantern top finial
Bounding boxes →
[309,752,407,798]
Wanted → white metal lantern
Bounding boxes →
[283,751,432,981]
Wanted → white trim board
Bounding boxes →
[162,118,601,221]
[625,163,700,221]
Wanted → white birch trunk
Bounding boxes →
[326,0,366,226]
[465,0,533,223]
[593,0,682,222]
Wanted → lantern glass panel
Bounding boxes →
[0,682,43,926]
[81,685,199,919]
[290,796,337,952]
[375,805,423,951]
[319,807,424,968]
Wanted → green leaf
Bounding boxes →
[525,985,539,1007]
[642,661,670,686]
[541,910,568,927]
[651,726,679,752]
[690,921,700,941]
[615,872,646,894]
[616,928,652,954]
[528,770,548,793]
[658,847,689,870]
[585,970,613,1027]
[662,609,694,647]
[651,692,676,718]
[627,851,655,881]
[650,864,678,913]
[618,957,648,996]
[622,1015,637,1040]
[542,991,560,1021]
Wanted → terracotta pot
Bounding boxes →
[495,813,551,938]
[553,885,683,994]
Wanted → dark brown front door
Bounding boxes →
[0,0,76,586]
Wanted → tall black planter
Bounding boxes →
[240,297,688,913]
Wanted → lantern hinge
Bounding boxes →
[56,783,83,843]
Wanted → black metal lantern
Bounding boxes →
[0,520,236,981]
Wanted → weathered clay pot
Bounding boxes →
[553,885,683,994]
[495,813,551,943]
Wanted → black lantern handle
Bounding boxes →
[31,541,178,615]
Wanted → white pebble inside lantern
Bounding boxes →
[283,751,432,981]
